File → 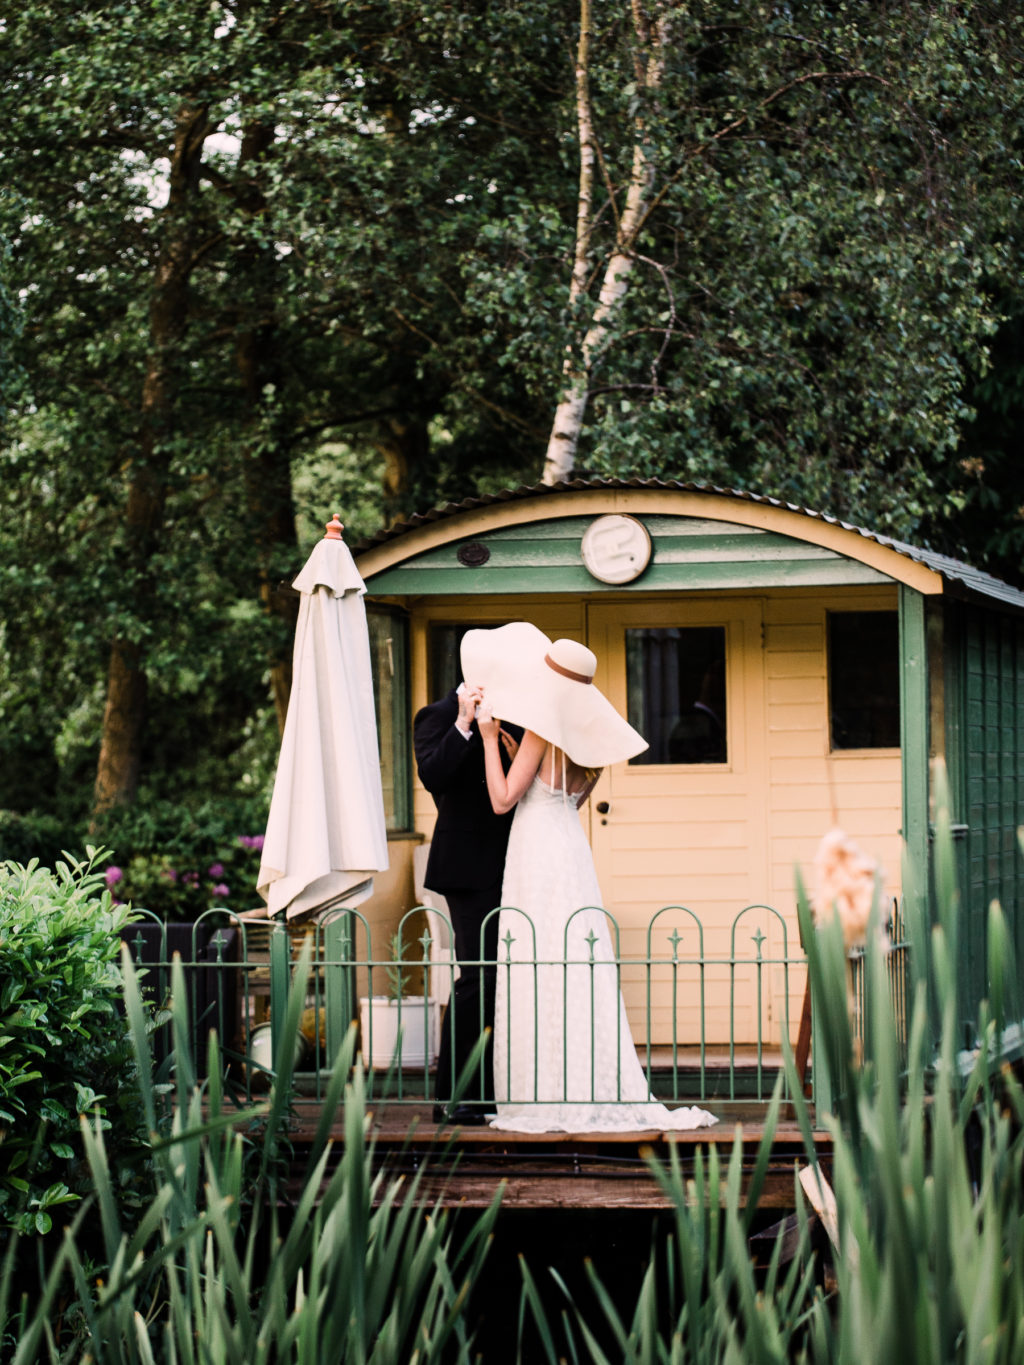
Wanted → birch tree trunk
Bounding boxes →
[541,0,670,484]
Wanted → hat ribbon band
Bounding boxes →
[544,653,593,685]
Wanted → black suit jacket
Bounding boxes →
[413,690,520,893]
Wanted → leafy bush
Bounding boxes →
[0,811,71,868]
[0,796,270,922]
[1,946,500,1362]
[103,839,263,921]
[91,796,268,919]
[0,852,149,1243]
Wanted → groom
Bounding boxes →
[414,680,520,1124]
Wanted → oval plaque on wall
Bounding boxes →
[457,541,491,567]
[580,514,652,584]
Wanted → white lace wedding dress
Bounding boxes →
[490,772,717,1133]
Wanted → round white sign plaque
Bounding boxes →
[580,514,652,585]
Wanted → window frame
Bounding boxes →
[366,604,412,833]
[624,623,730,767]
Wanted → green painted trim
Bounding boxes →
[390,613,412,832]
[323,917,356,1062]
[383,534,846,571]
[367,605,412,832]
[269,915,291,1057]
[943,602,968,826]
[366,559,890,596]
[899,584,930,916]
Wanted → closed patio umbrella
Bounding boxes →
[257,515,389,922]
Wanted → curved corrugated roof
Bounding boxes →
[353,477,1024,613]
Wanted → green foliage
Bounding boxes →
[520,1087,817,1364]
[0,811,71,868]
[0,796,271,921]
[0,853,147,1243]
[1,944,501,1362]
[1,0,1022,826]
[952,301,1024,586]
[0,0,564,820]
[93,798,268,919]
[549,2,1019,547]
[0,231,23,430]
[385,930,417,1001]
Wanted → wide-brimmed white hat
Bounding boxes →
[460,622,648,768]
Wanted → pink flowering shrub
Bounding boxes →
[105,834,264,921]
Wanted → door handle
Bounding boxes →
[595,801,610,814]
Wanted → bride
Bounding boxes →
[460,622,717,1134]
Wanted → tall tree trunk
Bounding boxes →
[372,94,433,520]
[541,0,669,484]
[376,412,431,513]
[92,102,209,820]
[235,117,299,736]
[239,326,299,736]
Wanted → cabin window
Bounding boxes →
[367,606,411,831]
[625,626,728,765]
[429,623,471,699]
[428,620,521,699]
[827,610,900,750]
[428,623,481,699]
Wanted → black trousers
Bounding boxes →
[434,880,501,1105]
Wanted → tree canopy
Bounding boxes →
[532,3,1021,538]
[0,0,1020,832]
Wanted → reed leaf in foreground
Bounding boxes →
[516,1103,822,1365]
[520,764,1024,1363]
[3,940,499,1363]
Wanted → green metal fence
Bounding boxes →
[121,900,825,1114]
[849,897,912,1069]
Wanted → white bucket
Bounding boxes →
[359,996,440,1069]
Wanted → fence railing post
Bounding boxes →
[324,912,356,1065]
[269,909,291,1060]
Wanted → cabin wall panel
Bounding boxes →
[763,651,822,680]
[766,676,822,706]
[609,822,748,853]
[767,702,824,734]
[767,624,823,651]
[766,730,826,759]
[958,604,1024,1016]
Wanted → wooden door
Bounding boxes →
[586,599,769,1044]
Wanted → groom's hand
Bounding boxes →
[456,684,483,734]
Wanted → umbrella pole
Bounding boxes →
[270,908,291,1061]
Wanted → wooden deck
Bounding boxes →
[284,1094,827,1211]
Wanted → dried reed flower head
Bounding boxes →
[813,826,880,950]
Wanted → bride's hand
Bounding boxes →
[499,728,519,761]
[477,702,500,741]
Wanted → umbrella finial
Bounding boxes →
[324,514,344,541]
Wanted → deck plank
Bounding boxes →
[283,1100,828,1210]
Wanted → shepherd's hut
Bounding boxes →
[352,478,1024,1059]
